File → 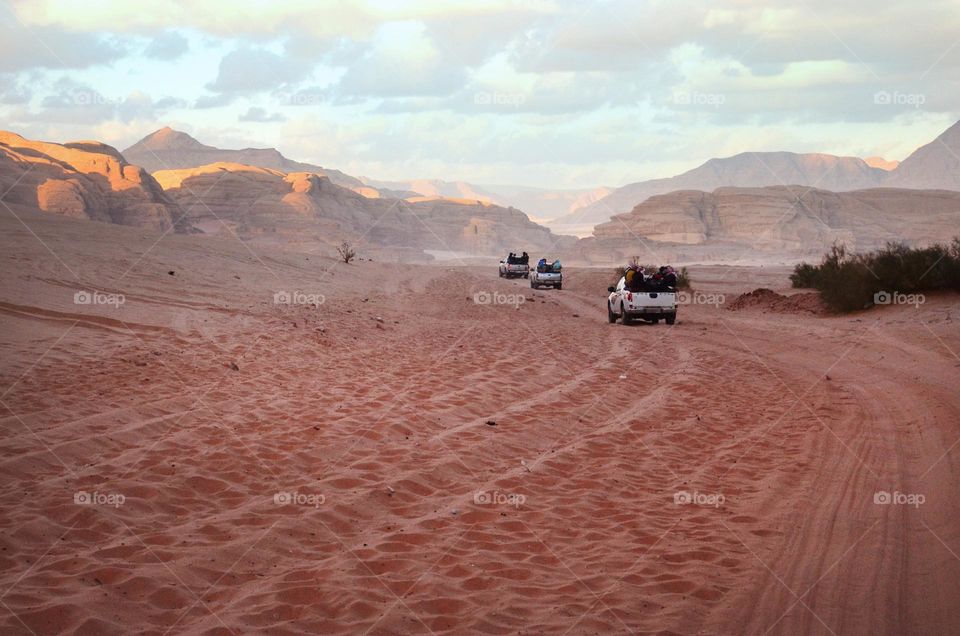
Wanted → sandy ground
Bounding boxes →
[1,207,959,635]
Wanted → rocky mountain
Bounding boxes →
[568,185,960,265]
[361,178,497,204]
[153,163,574,259]
[558,152,889,232]
[123,128,378,196]
[884,120,960,190]
[480,184,614,223]
[361,177,612,223]
[865,156,900,171]
[0,131,187,232]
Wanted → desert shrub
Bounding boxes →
[790,262,820,289]
[337,241,356,264]
[792,239,960,312]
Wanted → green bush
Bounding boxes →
[791,239,960,312]
[790,262,820,289]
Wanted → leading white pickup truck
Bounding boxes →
[607,276,677,325]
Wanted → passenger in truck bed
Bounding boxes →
[624,261,645,292]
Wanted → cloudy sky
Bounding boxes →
[1,0,959,188]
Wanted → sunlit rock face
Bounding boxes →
[0,131,187,232]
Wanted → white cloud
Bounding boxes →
[144,30,188,60]
[207,47,305,95]
[0,21,124,72]
[239,106,287,122]
[331,21,467,99]
[2,0,960,188]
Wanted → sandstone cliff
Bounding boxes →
[0,131,187,232]
[123,128,375,196]
[559,152,889,230]
[569,185,960,264]
[153,163,573,258]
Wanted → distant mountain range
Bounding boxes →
[0,129,573,261]
[123,128,609,220]
[569,185,960,265]
[559,121,960,234]
[150,162,573,258]
[5,120,959,265]
[360,177,612,223]
[122,121,960,241]
[123,127,381,196]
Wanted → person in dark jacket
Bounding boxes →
[624,260,644,292]
[660,266,677,289]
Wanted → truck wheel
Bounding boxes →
[523,273,529,279]
[555,283,562,290]
[651,318,660,324]
[621,304,632,325]
[665,314,676,325]
[607,302,617,323]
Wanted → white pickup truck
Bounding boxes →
[530,269,562,289]
[499,258,529,279]
[607,276,677,325]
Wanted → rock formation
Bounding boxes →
[564,120,960,228]
[123,127,374,196]
[569,185,960,264]
[559,152,889,229]
[153,163,574,258]
[0,131,187,232]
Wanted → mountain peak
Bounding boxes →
[865,156,899,171]
[129,127,209,152]
[935,119,960,142]
[884,119,960,190]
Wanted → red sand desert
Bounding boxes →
[1,208,959,635]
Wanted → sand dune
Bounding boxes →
[1,210,958,634]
